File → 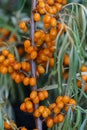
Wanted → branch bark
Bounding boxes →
[30,0,42,130]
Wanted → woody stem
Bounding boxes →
[30,0,42,130]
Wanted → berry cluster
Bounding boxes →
[62,54,87,92]
[20,90,76,128]
[0,49,36,86]
[77,65,87,92]
[20,90,48,113]
[19,0,67,76]
[4,121,27,130]
[0,28,17,45]
[19,21,28,33]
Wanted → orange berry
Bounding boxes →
[20,103,26,112]
[0,28,10,36]
[24,40,31,48]
[56,96,63,104]
[0,66,8,74]
[49,58,54,67]
[38,91,45,101]
[51,17,57,27]
[47,0,54,5]
[56,0,62,4]
[8,53,15,64]
[45,107,51,115]
[43,48,50,56]
[84,84,87,92]
[63,96,70,104]
[38,1,45,8]
[23,26,28,33]
[81,65,87,72]
[8,53,14,59]
[63,54,69,66]
[25,100,33,110]
[40,53,48,62]
[24,97,30,102]
[8,66,13,73]
[46,117,54,128]
[8,58,15,64]
[30,91,37,100]
[45,34,51,42]
[43,14,51,24]
[38,7,45,15]
[34,13,41,22]
[21,61,27,70]
[50,27,57,38]
[4,121,12,129]
[30,50,37,60]
[42,90,49,98]
[19,21,26,29]
[23,77,30,86]
[69,99,77,106]
[27,107,34,113]
[14,63,21,70]
[34,109,41,118]
[37,65,45,74]
[0,55,5,63]
[53,115,59,123]
[62,0,67,4]
[58,23,66,32]
[55,3,62,12]
[27,46,35,54]
[38,106,45,113]
[3,59,9,66]
[30,77,36,87]
[33,96,39,104]
[53,106,61,114]
[57,101,64,109]
[44,23,50,29]
[42,110,49,118]
[77,80,82,88]
[49,103,56,110]
[15,74,21,83]
[57,114,64,122]
[25,63,31,72]
[52,5,57,14]
[21,127,28,130]
[34,31,42,40]
[35,40,43,47]
[2,49,9,56]
[81,75,87,82]
[11,71,17,80]
[64,105,69,112]
[49,46,55,52]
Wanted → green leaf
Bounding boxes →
[80,8,87,45]
[42,84,58,90]
[14,47,20,61]
[0,110,4,130]
[80,118,87,130]
[73,108,81,129]
[66,46,74,95]
[57,33,68,95]
[62,107,73,130]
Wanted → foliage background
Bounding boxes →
[0,0,87,130]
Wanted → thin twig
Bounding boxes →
[30,0,42,130]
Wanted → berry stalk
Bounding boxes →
[30,0,42,129]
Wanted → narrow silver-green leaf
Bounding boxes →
[0,110,4,130]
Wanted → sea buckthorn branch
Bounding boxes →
[30,0,42,129]
[20,93,77,128]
